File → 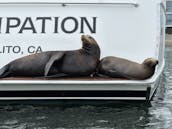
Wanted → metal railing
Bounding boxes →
[0,0,139,7]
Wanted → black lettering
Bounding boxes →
[5,46,13,53]
[28,46,42,53]
[19,17,37,33]
[2,46,5,53]
[61,17,78,33]
[3,16,97,34]
[13,46,21,53]
[36,46,42,53]
[80,17,97,33]
[6,17,21,33]
[54,17,59,33]
[36,17,52,33]
[0,46,5,53]
[28,46,35,53]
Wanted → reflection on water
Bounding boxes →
[147,46,172,129]
[0,103,147,129]
[0,47,171,129]
[0,102,150,129]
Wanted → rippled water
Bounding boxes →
[0,47,172,129]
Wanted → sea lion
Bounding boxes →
[96,56,158,80]
[0,35,100,78]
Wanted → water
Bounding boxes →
[0,47,171,129]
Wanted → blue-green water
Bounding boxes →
[0,47,171,129]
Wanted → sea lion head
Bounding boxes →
[81,35,100,57]
[142,58,159,68]
[81,34,98,46]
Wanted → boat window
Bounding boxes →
[166,14,172,26]
[166,1,172,12]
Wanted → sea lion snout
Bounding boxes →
[154,60,159,67]
[143,58,159,68]
[156,60,159,65]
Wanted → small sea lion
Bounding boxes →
[0,35,100,78]
[96,56,158,80]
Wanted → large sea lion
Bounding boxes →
[0,35,100,78]
[96,56,158,80]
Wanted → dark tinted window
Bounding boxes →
[166,1,172,12]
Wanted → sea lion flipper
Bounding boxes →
[44,52,65,76]
[0,65,9,78]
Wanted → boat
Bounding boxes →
[0,0,166,101]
